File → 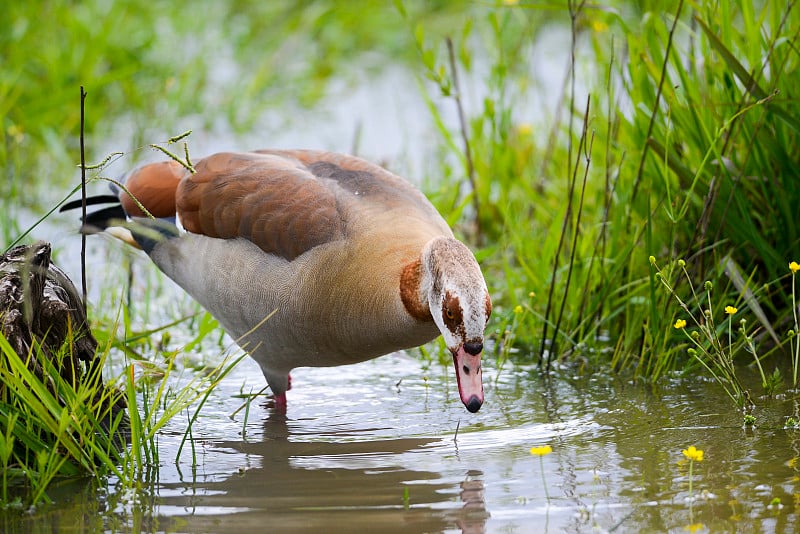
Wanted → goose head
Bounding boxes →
[421,236,492,413]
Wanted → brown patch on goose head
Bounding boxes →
[400,259,432,321]
[441,290,465,338]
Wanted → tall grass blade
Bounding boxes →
[694,13,800,134]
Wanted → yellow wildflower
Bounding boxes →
[591,20,609,32]
[530,445,553,456]
[674,319,687,329]
[791,261,800,273]
[725,305,737,315]
[514,305,523,314]
[515,122,532,136]
[682,445,704,462]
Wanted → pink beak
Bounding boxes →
[453,345,484,413]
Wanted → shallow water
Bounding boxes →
[4,351,800,533]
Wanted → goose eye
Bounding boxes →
[442,292,462,330]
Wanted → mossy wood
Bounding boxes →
[0,241,125,420]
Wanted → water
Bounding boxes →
[4,350,800,533]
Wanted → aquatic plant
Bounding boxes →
[651,257,758,407]
[122,349,244,483]
[0,310,242,507]
[789,262,800,387]
[0,331,126,506]
[682,445,704,463]
[530,444,553,503]
[530,445,553,456]
[681,445,704,506]
[684,522,705,533]
[405,0,800,386]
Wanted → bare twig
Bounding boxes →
[80,86,87,305]
[627,0,685,226]
[446,36,482,244]
[549,96,594,369]
[539,0,586,366]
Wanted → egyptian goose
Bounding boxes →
[67,149,492,412]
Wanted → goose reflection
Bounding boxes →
[154,409,489,533]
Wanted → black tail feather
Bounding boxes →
[61,193,179,253]
[60,194,120,212]
[81,205,128,232]
[61,194,126,232]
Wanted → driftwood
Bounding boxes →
[0,241,126,424]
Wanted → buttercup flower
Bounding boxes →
[530,445,553,456]
[790,261,800,273]
[674,319,687,329]
[682,445,704,462]
[531,444,553,502]
[725,306,737,315]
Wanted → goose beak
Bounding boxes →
[452,344,484,413]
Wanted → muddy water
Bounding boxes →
[5,351,800,533]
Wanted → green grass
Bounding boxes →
[0,329,125,506]
[0,228,245,508]
[3,0,800,506]
[0,296,243,507]
[410,0,800,386]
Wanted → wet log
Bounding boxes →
[0,241,126,425]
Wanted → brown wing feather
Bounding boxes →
[121,161,185,218]
[176,152,345,260]
[127,150,448,262]
[257,149,443,220]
